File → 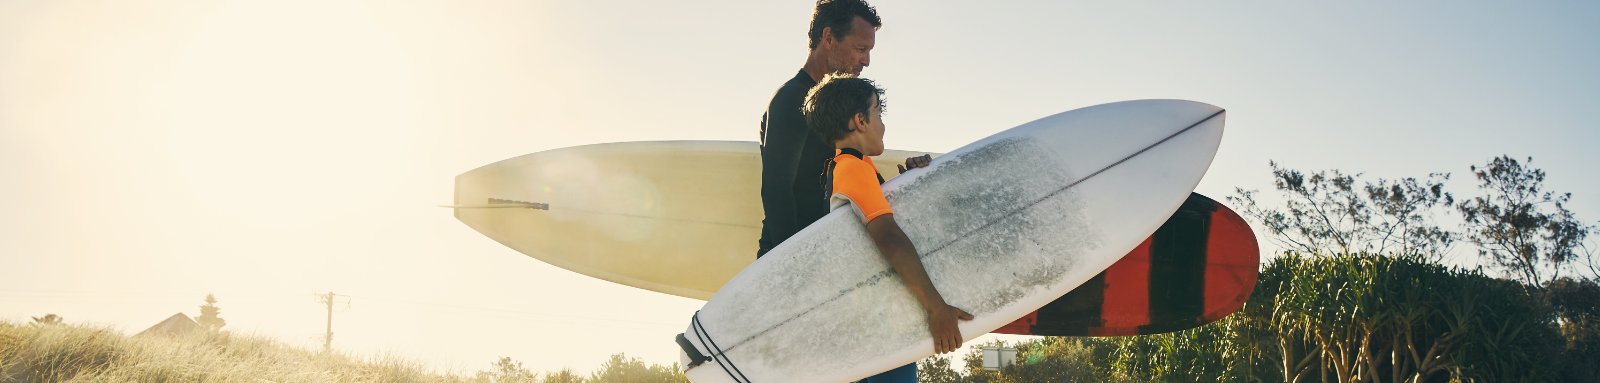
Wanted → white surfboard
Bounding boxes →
[451,141,933,300]
[677,100,1225,383]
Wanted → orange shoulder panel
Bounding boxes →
[830,155,893,223]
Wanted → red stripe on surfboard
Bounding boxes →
[1094,237,1152,336]
[1202,202,1259,322]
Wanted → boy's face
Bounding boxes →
[854,95,886,156]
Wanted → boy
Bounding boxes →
[802,74,972,382]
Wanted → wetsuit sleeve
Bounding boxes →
[831,159,893,224]
[759,87,811,247]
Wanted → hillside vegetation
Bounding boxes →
[0,321,685,383]
[918,252,1600,382]
[909,157,1600,383]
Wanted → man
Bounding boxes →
[758,0,882,258]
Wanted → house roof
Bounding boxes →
[135,312,202,337]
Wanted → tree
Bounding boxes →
[482,357,538,383]
[1581,236,1600,282]
[1547,277,1600,382]
[1228,161,1456,258]
[542,368,585,383]
[985,338,1098,382]
[1229,162,1372,255]
[585,353,686,383]
[1363,174,1458,259]
[1457,155,1594,290]
[916,355,963,383]
[196,293,226,331]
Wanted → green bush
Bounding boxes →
[915,252,1584,383]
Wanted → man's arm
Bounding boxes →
[864,214,974,354]
[758,90,812,251]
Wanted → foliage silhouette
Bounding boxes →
[196,293,226,332]
[1228,162,1456,259]
[28,314,61,327]
[1457,155,1594,289]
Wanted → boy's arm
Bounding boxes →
[865,214,974,354]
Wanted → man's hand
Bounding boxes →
[897,154,933,174]
[927,303,974,354]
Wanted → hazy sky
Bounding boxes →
[3,0,1597,375]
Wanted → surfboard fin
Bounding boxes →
[675,333,708,368]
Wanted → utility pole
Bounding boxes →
[319,292,335,352]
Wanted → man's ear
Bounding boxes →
[819,27,834,50]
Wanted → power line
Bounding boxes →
[0,297,304,302]
[348,301,680,331]
[0,290,294,297]
[341,294,680,327]
[0,300,196,304]
[0,298,308,304]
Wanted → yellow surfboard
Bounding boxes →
[450,141,935,300]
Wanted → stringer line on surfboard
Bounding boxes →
[921,109,1225,257]
[441,198,758,228]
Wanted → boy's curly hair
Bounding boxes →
[803,73,886,144]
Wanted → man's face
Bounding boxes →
[824,16,876,76]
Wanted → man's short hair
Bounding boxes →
[808,0,882,50]
[803,73,886,144]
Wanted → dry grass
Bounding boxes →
[0,320,493,383]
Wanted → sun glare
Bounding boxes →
[166,0,420,226]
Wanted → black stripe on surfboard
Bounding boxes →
[1028,271,1107,336]
[708,109,1226,353]
[1141,194,1215,334]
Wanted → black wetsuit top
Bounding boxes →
[757,69,833,257]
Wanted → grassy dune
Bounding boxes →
[0,320,686,383]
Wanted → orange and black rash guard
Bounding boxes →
[825,148,893,224]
